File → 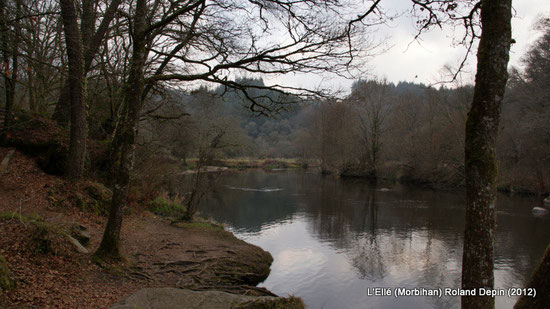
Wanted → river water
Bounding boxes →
[197,169,550,309]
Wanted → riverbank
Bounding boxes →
[181,158,303,171]
[0,148,296,308]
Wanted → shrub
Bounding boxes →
[146,195,186,217]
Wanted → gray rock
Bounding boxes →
[66,234,89,254]
[110,288,276,309]
[544,197,550,208]
[70,224,90,247]
[532,207,549,217]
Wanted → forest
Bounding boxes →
[0,0,549,308]
[138,41,550,196]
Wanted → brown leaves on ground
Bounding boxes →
[0,148,273,308]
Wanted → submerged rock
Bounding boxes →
[532,207,549,216]
[109,288,303,309]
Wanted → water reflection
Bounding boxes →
[198,170,550,309]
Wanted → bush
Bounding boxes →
[146,196,186,217]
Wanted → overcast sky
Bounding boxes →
[266,1,550,92]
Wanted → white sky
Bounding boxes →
[265,1,550,92]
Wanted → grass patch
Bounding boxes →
[185,157,303,170]
[0,211,43,222]
[177,220,224,231]
[146,196,187,217]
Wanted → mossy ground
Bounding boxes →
[47,181,112,215]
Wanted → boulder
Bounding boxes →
[109,288,302,309]
[0,254,15,290]
[544,197,550,208]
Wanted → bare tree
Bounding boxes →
[461,1,512,308]
[59,0,86,179]
[95,0,384,260]
[394,2,513,307]
[20,0,64,113]
[56,0,123,180]
[52,0,123,126]
[0,0,21,144]
[349,78,392,177]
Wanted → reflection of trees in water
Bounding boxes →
[351,189,386,280]
[196,170,548,306]
[302,176,466,308]
[198,171,303,232]
[350,225,462,308]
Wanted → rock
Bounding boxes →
[0,254,16,290]
[109,288,280,309]
[379,188,390,192]
[70,224,90,247]
[65,234,89,254]
[544,197,550,208]
[234,296,305,309]
[1,149,15,175]
[532,207,549,216]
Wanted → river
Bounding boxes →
[196,169,550,309]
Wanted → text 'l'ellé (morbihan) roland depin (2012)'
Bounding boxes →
[366,287,537,299]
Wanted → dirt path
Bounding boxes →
[0,149,273,308]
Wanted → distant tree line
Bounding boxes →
[294,21,549,196]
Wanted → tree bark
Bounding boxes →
[514,245,550,309]
[94,0,148,260]
[59,0,87,180]
[461,1,512,309]
[52,0,122,126]
[0,0,20,145]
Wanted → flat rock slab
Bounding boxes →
[110,288,275,309]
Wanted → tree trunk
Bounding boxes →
[52,0,122,126]
[51,83,71,127]
[94,0,148,260]
[514,245,550,309]
[0,0,19,145]
[59,0,87,180]
[461,1,512,309]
